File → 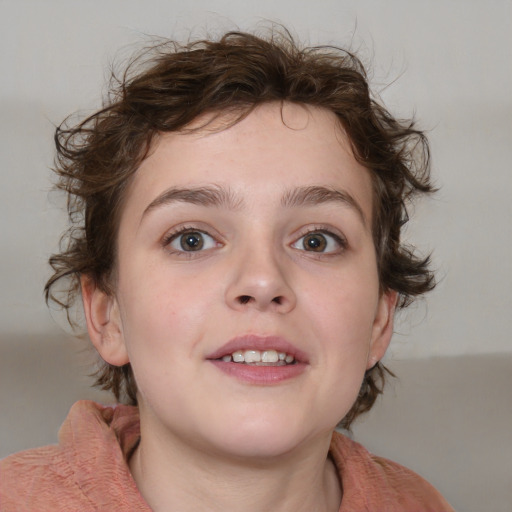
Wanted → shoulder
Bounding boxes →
[0,401,145,512]
[330,431,455,512]
[0,444,93,511]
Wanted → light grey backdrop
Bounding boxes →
[1,1,512,511]
[1,0,511,358]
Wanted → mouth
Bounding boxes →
[219,349,296,366]
[206,335,307,384]
[207,334,307,363]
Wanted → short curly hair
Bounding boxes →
[45,29,435,429]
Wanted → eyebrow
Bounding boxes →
[281,185,367,227]
[142,184,367,227]
[142,185,243,217]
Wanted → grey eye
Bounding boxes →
[302,233,327,252]
[170,231,217,252]
[292,231,344,253]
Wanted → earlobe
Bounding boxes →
[80,275,129,366]
[367,290,398,370]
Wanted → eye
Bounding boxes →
[167,230,218,252]
[292,230,346,254]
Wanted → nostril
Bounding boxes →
[234,294,286,307]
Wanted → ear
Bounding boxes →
[80,274,129,366]
[367,290,398,370]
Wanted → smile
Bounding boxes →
[220,349,296,365]
[207,335,307,384]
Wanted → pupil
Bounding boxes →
[181,232,203,251]
[304,234,326,252]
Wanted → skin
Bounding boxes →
[82,102,396,512]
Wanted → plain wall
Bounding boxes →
[2,334,511,512]
[1,0,511,358]
[1,1,511,510]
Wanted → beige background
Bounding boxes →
[2,335,511,511]
[1,1,511,511]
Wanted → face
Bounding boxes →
[84,103,395,459]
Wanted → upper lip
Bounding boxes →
[206,335,309,363]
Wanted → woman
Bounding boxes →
[0,30,454,511]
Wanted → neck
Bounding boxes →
[129,423,342,512]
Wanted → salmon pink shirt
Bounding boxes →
[0,401,454,511]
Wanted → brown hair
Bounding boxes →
[46,29,435,428]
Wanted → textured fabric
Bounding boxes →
[330,434,454,511]
[0,401,454,511]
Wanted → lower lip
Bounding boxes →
[209,360,307,384]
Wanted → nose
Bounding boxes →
[225,244,297,314]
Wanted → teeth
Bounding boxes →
[244,350,260,363]
[232,351,244,362]
[261,350,279,363]
[220,349,295,365]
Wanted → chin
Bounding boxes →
[205,412,328,460]
[215,434,304,460]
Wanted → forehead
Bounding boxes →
[122,102,374,223]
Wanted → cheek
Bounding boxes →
[116,280,202,400]
[300,262,380,376]
[116,260,220,353]
[305,264,379,330]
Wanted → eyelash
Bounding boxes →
[161,225,221,256]
[161,225,347,257]
[291,227,348,255]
